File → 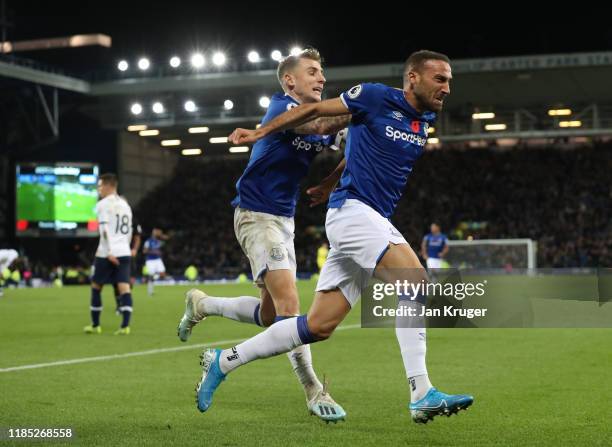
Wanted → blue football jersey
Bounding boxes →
[232,93,334,217]
[328,83,436,218]
[424,233,448,258]
[144,237,163,261]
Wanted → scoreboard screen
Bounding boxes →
[16,163,99,237]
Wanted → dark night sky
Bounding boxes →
[3,1,612,72]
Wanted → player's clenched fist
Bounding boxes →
[228,128,262,145]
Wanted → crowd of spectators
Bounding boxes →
[134,144,612,276]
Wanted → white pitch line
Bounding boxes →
[0,324,362,373]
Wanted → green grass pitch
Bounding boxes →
[1,282,610,446]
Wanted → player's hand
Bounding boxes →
[228,128,262,145]
[107,255,120,266]
[306,180,335,207]
[130,249,137,257]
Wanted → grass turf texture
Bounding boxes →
[1,282,610,446]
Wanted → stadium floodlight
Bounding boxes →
[548,108,572,116]
[472,112,496,120]
[247,51,260,63]
[137,57,150,70]
[181,148,202,156]
[212,51,226,66]
[169,56,181,68]
[485,123,507,131]
[184,100,197,112]
[152,102,164,114]
[259,96,270,108]
[290,46,302,56]
[271,50,282,61]
[127,125,147,131]
[224,99,234,110]
[229,146,249,153]
[139,129,159,136]
[191,53,205,68]
[210,137,228,144]
[559,120,582,128]
[428,137,440,144]
[118,60,129,71]
[130,103,143,115]
[161,139,181,146]
[188,126,209,133]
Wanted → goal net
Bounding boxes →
[445,239,537,270]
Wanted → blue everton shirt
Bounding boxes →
[424,233,448,258]
[328,83,436,218]
[144,237,163,261]
[232,93,334,217]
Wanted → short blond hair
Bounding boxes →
[276,48,323,87]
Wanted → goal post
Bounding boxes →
[445,239,537,270]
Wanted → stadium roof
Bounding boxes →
[4,2,611,68]
[6,50,612,156]
[3,0,612,156]
[5,51,612,108]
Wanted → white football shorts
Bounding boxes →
[234,207,296,286]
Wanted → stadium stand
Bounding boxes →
[134,143,612,276]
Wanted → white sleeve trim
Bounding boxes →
[339,93,349,109]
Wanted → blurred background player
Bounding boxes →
[84,174,134,335]
[184,264,199,282]
[178,48,349,422]
[421,223,449,269]
[114,214,142,313]
[317,239,329,272]
[143,227,168,296]
[0,248,19,297]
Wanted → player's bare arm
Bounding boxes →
[294,114,351,135]
[131,234,141,257]
[306,158,346,207]
[229,97,350,145]
[440,244,449,258]
[420,240,428,260]
[101,227,119,265]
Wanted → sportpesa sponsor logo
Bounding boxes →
[292,137,325,152]
[385,125,427,146]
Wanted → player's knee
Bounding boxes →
[269,290,300,315]
[117,282,130,294]
[260,309,276,327]
[307,318,338,341]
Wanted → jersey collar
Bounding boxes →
[397,89,437,123]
